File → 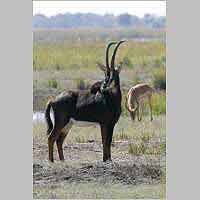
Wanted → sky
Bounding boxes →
[33,1,166,17]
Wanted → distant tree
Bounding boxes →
[152,16,166,28]
[130,15,140,27]
[118,13,132,26]
[33,14,50,28]
[32,13,166,29]
[103,14,116,28]
[143,14,155,28]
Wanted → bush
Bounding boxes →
[48,79,58,89]
[153,58,162,68]
[76,78,90,90]
[33,80,37,90]
[132,75,142,85]
[122,56,133,68]
[153,67,166,90]
[152,92,166,115]
[121,92,129,117]
[128,143,146,155]
[55,64,62,70]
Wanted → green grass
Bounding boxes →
[152,92,166,115]
[48,78,58,89]
[153,66,166,90]
[128,142,146,155]
[75,78,91,90]
[33,27,165,44]
[33,40,165,71]
[33,30,166,111]
[33,115,166,144]
[33,28,166,199]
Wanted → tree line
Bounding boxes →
[33,13,166,29]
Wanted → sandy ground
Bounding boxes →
[33,115,166,199]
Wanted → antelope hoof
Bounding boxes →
[103,160,112,163]
[103,157,110,162]
[49,158,54,163]
[103,157,112,162]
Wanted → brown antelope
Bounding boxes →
[125,83,155,122]
[45,41,125,162]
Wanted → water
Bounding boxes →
[33,112,45,123]
[33,111,98,127]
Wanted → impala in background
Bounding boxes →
[125,83,155,122]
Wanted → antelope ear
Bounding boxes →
[96,62,107,72]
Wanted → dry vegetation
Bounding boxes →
[33,115,166,199]
[33,28,166,199]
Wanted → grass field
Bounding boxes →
[33,39,165,71]
[33,28,166,199]
[33,27,165,44]
[33,29,166,112]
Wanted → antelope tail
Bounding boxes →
[45,99,54,135]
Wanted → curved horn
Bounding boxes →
[110,40,126,71]
[105,41,117,76]
[100,41,117,92]
[107,40,126,86]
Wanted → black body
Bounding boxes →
[45,41,125,162]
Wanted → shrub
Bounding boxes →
[142,91,166,116]
[114,128,130,141]
[121,92,129,117]
[141,132,152,143]
[48,79,58,89]
[76,78,90,90]
[152,92,166,115]
[33,80,37,90]
[153,67,166,90]
[75,136,86,143]
[122,56,133,68]
[132,75,142,85]
[153,58,162,68]
[55,64,62,70]
[128,142,146,155]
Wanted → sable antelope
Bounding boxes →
[125,83,155,122]
[45,40,125,162]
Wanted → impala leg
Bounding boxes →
[139,99,144,121]
[130,101,137,121]
[137,101,142,121]
[148,94,153,121]
[130,111,136,121]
